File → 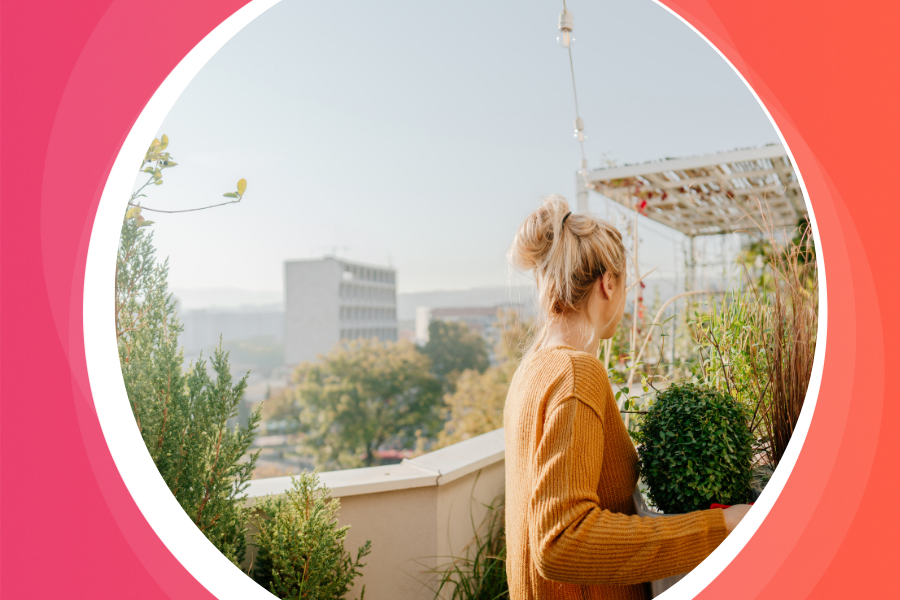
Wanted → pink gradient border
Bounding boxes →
[2,0,897,598]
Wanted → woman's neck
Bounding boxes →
[540,314,600,356]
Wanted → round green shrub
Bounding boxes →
[636,383,754,514]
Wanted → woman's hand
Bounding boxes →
[722,504,752,534]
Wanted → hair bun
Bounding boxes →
[508,195,627,338]
[508,196,571,272]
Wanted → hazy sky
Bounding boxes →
[142,0,779,297]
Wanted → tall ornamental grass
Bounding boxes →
[691,218,818,468]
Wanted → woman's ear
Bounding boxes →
[594,273,612,300]
[598,272,615,300]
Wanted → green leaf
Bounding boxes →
[236,178,247,197]
[223,192,239,199]
[138,220,155,227]
[160,134,169,150]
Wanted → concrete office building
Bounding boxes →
[284,257,398,365]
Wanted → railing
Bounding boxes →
[245,428,506,600]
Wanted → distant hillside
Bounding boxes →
[172,275,729,320]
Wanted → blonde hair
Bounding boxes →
[508,195,627,353]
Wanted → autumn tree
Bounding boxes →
[420,320,490,392]
[293,338,442,470]
[434,309,535,448]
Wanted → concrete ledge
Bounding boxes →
[407,428,505,486]
[246,427,505,500]
[243,428,508,600]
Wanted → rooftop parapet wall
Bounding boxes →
[245,428,506,600]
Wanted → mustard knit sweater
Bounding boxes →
[504,345,728,600]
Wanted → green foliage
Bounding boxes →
[433,309,535,450]
[421,320,490,390]
[435,365,509,449]
[131,134,247,213]
[293,338,442,469]
[692,222,818,469]
[689,287,770,432]
[117,216,261,566]
[224,178,248,200]
[634,383,754,514]
[737,217,816,291]
[427,496,508,600]
[252,471,370,600]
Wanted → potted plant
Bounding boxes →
[632,382,755,597]
[251,471,371,600]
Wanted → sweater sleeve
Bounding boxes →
[528,397,729,586]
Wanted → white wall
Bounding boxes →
[246,429,506,600]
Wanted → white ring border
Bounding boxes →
[80,1,828,598]
[648,1,827,598]
[83,1,282,598]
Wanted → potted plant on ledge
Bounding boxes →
[632,382,756,597]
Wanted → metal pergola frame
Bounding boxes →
[576,145,806,238]
[575,146,808,409]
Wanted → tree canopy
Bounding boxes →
[435,309,535,448]
[293,338,442,469]
[420,320,490,390]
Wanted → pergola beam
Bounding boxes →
[587,145,806,238]
[585,145,791,183]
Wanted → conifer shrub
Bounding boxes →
[117,214,262,566]
[635,383,754,514]
[251,471,371,600]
